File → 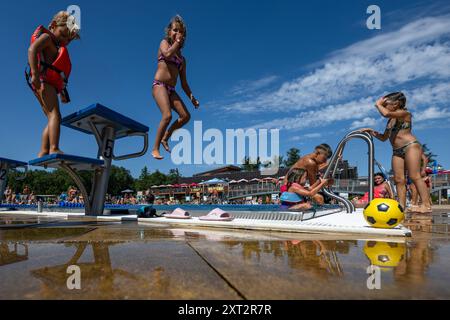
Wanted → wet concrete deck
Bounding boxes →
[1,210,450,299]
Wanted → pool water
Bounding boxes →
[1,212,450,299]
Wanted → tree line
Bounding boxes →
[6,166,180,196]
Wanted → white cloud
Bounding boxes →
[220,16,450,118]
[303,133,322,138]
[230,75,279,96]
[405,82,450,109]
[250,83,450,132]
[251,97,375,131]
[332,16,450,58]
[350,117,381,130]
[414,106,450,121]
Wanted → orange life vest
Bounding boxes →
[26,26,71,99]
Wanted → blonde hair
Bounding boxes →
[49,11,80,40]
[164,15,187,48]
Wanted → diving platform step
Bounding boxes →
[0,158,27,168]
[62,103,149,138]
[138,209,412,238]
[29,154,104,171]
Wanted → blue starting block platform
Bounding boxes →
[0,158,27,204]
[29,154,104,171]
[28,103,149,216]
[62,103,149,139]
[0,158,27,168]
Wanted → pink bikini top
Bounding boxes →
[158,53,184,70]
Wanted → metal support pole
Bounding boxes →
[0,163,8,203]
[90,126,115,215]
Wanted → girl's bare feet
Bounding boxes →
[151,150,164,160]
[416,206,432,214]
[161,139,171,153]
[38,150,49,158]
[406,205,420,213]
[49,149,64,155]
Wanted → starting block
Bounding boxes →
[28,103,149,216]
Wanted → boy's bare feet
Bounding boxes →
[289,202,312,211]
[161,139,171,153]
[151,150,164,160]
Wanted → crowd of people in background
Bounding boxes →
[0,177,439,207]
[2,185,36,205]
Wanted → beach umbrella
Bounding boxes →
[237,179,248,183]
[202,178,227,185]
[121,189,134,193]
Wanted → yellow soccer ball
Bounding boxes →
[364,241,406,268]
[363,198,405,229]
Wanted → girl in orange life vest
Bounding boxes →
[151,15,200,160]
[27,11,80,157]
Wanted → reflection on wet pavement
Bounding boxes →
[1,213,450,299]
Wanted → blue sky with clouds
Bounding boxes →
[1,0,449,178]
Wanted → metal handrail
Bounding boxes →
[113,132,149,161]
[88,120,149,161]
[323,130,375,213]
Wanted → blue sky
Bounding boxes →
[1,0,449,178]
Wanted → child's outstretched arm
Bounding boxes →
[289,178,328,197]
[28,34,52,91]
[180,59,200,108]
[360,121,391,142]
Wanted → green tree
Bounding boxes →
[422,143,438,164]
[167,168,181,184]
[6,168,90,196]
[134,166,151,191]
[241,156,261,171]
[149,170,170,186]
[107,166,134,195]
[283,148,301,167]
[261,155,285,169]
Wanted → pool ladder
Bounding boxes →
[322,131,376,213]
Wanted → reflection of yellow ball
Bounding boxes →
[363,198,405,228]
[364,241,406,268]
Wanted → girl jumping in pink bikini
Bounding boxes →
[151,15,200,160]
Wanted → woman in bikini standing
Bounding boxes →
[151,15,200,160]
[361,92,431,213]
